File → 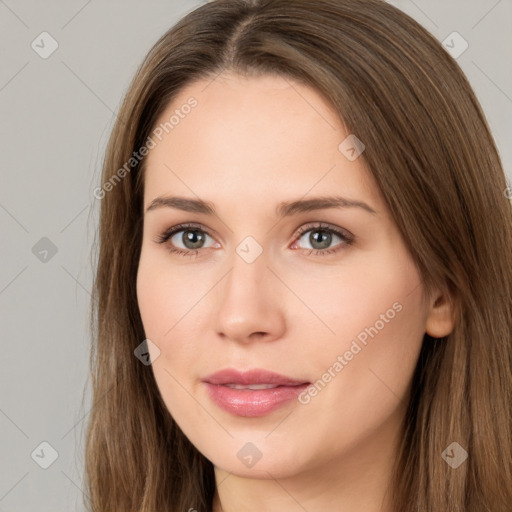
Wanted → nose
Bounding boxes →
[214,246,286,345]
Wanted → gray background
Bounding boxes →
[1,1,511,510]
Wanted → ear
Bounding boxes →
[425,284,456,338]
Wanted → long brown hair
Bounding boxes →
[84,0,512,510]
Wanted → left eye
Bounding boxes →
[291,224,353,254]
[172,229,214,250]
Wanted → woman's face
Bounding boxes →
[136,72,438,480]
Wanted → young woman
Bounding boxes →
[84,0,512,510]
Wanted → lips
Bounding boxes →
[202,368,311,417]
[202,368,309,387]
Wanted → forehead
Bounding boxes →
[142,72,382,213]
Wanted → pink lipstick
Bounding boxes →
[202,368,310,417]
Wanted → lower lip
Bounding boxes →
[203,383,310,417]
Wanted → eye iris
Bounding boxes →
[183,229,205,249]
[310,229,332,250]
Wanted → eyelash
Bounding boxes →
[153,222,354,258]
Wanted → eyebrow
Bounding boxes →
[146,195,377,217]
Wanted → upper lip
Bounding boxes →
[202,368,310,386]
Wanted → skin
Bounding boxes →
[136,72,455,512]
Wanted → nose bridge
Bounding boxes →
[214,239,284,342]
[223,241,270,306]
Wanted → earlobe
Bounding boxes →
[425,287,456,339]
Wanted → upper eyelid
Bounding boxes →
[295,222,351,237]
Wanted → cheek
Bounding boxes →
[297,248,426,436]
[303,243,423,363]
[136,249,193,339]
[136,272,183,427]
[288,241,424,348]
[137,267,166,330]
[136,252,204,404]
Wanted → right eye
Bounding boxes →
[154,223,219,257]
